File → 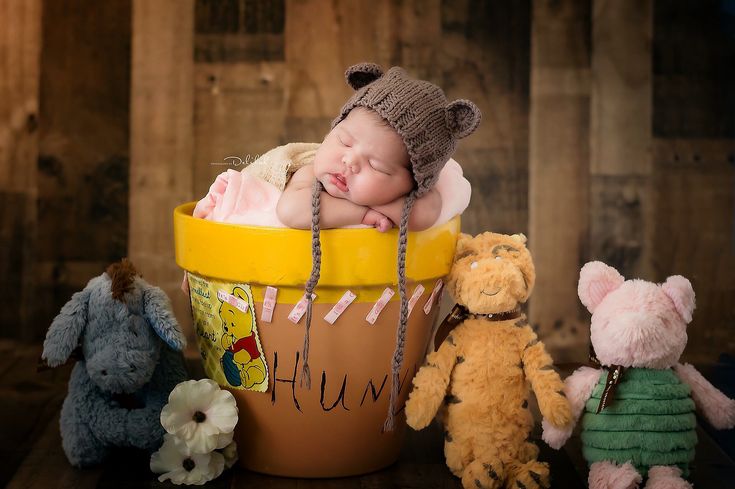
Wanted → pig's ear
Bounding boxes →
[578,261,624,313]
[662,275,695,323]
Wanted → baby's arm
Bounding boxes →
[277,165,369,229]
[371,188,442,232]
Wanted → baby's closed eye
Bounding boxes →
[369,161,390,174]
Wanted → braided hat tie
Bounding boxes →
[300,63,481,431]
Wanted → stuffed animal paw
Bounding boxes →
[539,390,572,428]
[541,418,573,449]
[405,400,435,431]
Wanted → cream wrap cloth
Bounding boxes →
[193,142,471,228]
[245,142,319,191]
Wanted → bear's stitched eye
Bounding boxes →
[470,261,479,269]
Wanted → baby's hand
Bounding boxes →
[362,209,393,232]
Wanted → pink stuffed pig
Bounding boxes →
[542,261,735,489]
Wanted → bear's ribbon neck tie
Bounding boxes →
[434,304,523,351]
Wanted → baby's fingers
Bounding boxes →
[377,217,394,233]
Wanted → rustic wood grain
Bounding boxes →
[438,0,531,237]
[5,413,103,489]
[652,0,735,139]
[193,62,287,199]
[591,0,652,177]
[129,0,196,344]
[284,0,346,121]
[0,0,42,341]
[0,340,77,488]
[649,0,735,363]
[651,139,735,364]
[589,0,653,280]
[195,0,285,63]
[35,0,131,341]
[528,0,591,361]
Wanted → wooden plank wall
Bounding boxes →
[589,0,653,281]
[129,0,195,344]
[0,0,42,342]
[1,1,733,364]
[650,0,735,363]
[528,0,591,360]
[35,0,131,339]
[529,0,735,362]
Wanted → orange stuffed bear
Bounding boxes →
[405,232,571,489]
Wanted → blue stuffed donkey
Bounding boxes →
[42,259,188,467]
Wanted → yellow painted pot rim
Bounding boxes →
[174,202,460,287]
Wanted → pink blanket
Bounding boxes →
[193,158,471,228]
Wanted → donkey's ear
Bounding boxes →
[143,284,186,351]
[446,99,482,139]
[345,62,384,90]
[42,278,96,367]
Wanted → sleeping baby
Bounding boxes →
[277,104,440,232]
[193,62,481,430]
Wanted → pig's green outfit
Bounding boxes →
[581,368,697,477]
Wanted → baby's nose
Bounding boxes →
[343,158,359,174]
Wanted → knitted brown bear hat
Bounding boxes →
[301,62,481,431]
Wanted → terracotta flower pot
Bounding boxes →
[174,203,458,477]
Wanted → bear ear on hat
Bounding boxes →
[345,63,384,90]
[446,99,482,139]
[578,261,624,314]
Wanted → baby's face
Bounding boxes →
[313,107,413,206]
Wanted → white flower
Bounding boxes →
[150,434,225,485]
[161,379,238,454]
[219,440,239,469]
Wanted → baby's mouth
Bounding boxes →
[330,173,348,192]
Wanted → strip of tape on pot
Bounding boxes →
[423,279,443,315]
[187,272,269,393]
[366,287,395,325]
[324,290,357,324]
[288,293,317,323]
[407,284,426,317]
[261,286,278,323]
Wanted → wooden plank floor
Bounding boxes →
[2,341,733,488]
